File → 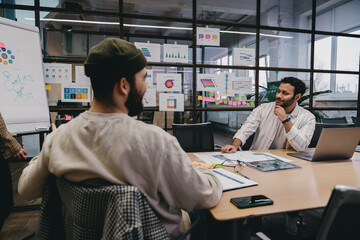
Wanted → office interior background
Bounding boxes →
[0,0,359,156]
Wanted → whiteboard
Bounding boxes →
[0,17,50,134]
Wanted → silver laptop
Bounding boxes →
[288,128,360,161]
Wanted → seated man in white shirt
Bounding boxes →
[221,77,315,153]
[18,38,222,239]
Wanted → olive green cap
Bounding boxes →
[84,38,147,77]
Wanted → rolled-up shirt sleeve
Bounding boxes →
[18,134,53,200]
[286,113,316,151]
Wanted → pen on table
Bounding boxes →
[235,160,250,180]
[237,172,250,180]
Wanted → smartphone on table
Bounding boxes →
[230,195,273,209]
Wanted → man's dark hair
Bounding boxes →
[281,77,306,97]
[89,71,134,107]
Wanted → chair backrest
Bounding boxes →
[172,122,214,152]
[36,176,169,240]
[351,116,360,127]
[241,132,255,150]
[309,123,324,148]
[316,185,360,240]
[322,117,347,124]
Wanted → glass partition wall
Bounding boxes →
[1,0,360,130]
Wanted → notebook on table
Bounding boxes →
[287,128,360,161]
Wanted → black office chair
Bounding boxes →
[0,159,13,231]
[351,116,360,127]
[321,117,347,124]
[309,123,324,148]
[172,122,214,152]
[241,132,255,150]
[316,185,360,240]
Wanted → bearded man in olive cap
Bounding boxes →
[18,38,222,238]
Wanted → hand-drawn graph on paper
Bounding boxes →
[2,71,34,101]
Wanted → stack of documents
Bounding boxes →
[212,168,257,192]
[194,152,293,165]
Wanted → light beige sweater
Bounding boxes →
[18,111,222,237]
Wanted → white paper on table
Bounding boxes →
[222,152,293,163]
[212,168,257,191]
[194,152,293,165]
[193,153,238,165]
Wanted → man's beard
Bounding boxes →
[276,97,295,108]
[125,86,144,117]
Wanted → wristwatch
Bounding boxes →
[282,117,291,124]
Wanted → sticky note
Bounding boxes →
[242,101,246,105]
[65,115,71,120]
[250,101,255,106]
[209,92,214,97]
[215,100,219,105]
[241,96,245,100]
[219,99,223,103]
[224,100,228,104]
[215,94,219,98]
[233,102,237,106]
[237,101,241,105]
[198,95,203,100]
[235,96,240,101]
[46,85,51,90]
[229,101,233,105]
[246,102,251,106]
[0,42,5,48]
[210,98,215,102]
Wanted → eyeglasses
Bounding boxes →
[224,160,249,179]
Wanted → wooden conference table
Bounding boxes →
[189,149,360,222]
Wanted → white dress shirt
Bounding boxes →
[233,102,315,151]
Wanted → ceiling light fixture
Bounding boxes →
[25,18,293,39]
